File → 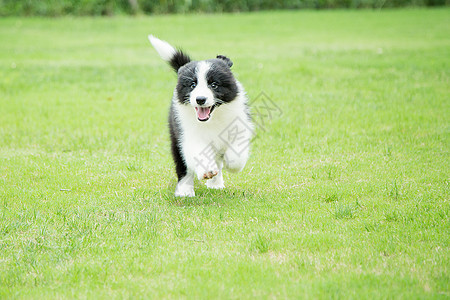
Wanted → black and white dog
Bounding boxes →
[148,36,253,197]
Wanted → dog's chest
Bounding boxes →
[176,102,251,152]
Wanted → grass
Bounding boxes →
[0,8,449,299]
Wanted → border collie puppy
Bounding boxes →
[148,36,253,197]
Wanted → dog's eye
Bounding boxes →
[210,82,218,89]
[190,82,197,89]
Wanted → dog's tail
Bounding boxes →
[148,35,191,72]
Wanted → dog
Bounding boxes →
[148,36,253,197]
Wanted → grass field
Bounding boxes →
[1,8,449,299]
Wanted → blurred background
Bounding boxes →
[1,0,448,16]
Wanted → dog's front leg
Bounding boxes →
[224,145,249,173]
[185,142,220,181]
[206,161,225,189]
[175,172,195,197]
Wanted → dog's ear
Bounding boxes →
[216,55,233,68]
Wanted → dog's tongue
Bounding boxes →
[196,107,211,121]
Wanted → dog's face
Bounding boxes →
[176,56,238,122]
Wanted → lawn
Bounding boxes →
[0,8,449,299]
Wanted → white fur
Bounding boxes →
[175,173,195,197]
[148,35,176,62]
[190,62,216,108]
[173,80,253,197]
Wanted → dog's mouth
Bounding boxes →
[195,105,215,122]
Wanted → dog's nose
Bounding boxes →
[196,96,207,105]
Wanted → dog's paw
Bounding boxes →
[175,189,195,197]
[206,180,225,189]
[200,170,218,180]
[175,184,195,197]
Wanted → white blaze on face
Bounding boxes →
[190,61,214,108]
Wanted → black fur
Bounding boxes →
[168,103,187,181]
[175,59,238,107]
[216,55,233,67]
[176,62,198,105]
[169,50,191,72]
[206,59,238,104]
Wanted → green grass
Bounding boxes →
[1,8,449,299]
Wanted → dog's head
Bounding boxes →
[176,57,238,122]
[149,36,238,122]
